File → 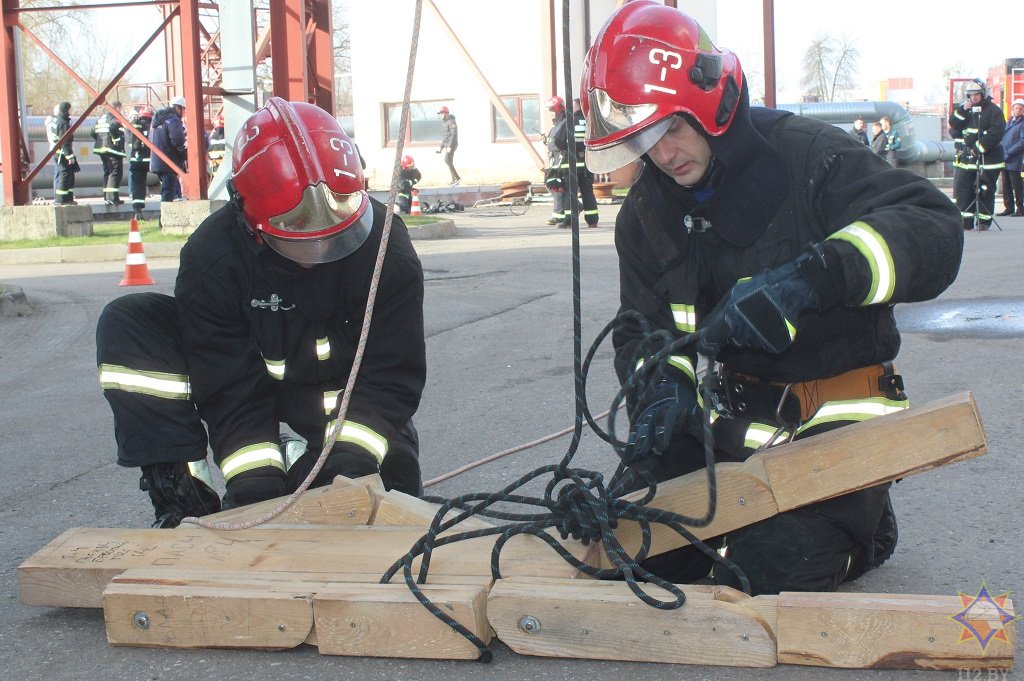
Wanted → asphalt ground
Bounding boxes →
[1,202,1022,680]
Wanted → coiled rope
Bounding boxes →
[380,0,748,661]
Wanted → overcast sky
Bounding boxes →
[716,0,1024,104]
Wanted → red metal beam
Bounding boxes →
[13,10,178,193]
[1,0,28,204]
[179,0,208,198]
[762,0,776,108]
[308,0,333,113]
[270,0,307,102]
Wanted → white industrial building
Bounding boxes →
[348,1,716,189]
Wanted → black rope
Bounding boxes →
[382,0,748,661]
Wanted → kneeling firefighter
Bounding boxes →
[97,97,427,527]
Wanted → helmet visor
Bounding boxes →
[262,183,374,264]
[586,116,672,174]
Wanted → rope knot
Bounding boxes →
[550,470,616,545]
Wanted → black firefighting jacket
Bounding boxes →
[174,198,425,479]
[614,111,963,395]
[949,96,1006,169]
[92,111,126,157]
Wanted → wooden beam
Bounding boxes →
[604,393,986,564]
[489,578,1015,669]
[776,591,1015,669]
[19,525,585,609]
[313,583,490,659]
[191,477,377,526]
[104,582,314,650]
[488,577,778,667]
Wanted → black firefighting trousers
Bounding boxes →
[626,415,895,596]
[96,292,422,495]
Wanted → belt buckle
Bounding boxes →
[705,367,734,419]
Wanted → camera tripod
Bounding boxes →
[962,153,1003,231]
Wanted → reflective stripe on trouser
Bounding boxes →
[954,165,999,224]
[710,395,907,594]
[323,418,389,464]
[220,442,286,481]
[96,292,209,468]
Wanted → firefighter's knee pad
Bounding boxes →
[221,466,288,510]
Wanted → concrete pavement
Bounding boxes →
[1,202,1022,680]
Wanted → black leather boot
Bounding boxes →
[140,461,221,528]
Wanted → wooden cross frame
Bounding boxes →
[18,393,1015,669]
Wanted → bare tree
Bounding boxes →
[800,34,860,102]
[18,1,133,116]
[333,1,352,116]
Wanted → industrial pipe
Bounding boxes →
[774,101,955,164]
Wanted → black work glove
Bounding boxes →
[696,249,822,356]
[624,380,701,466]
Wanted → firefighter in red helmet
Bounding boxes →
[397,155,421,214]
[96,98,426,527]
[583,2,962,594]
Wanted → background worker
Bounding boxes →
[396,155,421,214]
[96,98,426,527]
[849,116,869,146]
[997,98,1024,217]
[45,101,80,205]
[582,1,962,595]
[206,114,227,181]
[127,106,154,221]
[949,79,1005,230]
[544,96,570,226]
[91,100,126,205]
[150,96,188,202]
[436,105,460,185]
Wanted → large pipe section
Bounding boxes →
[774,101,955,164]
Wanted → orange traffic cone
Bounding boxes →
[410,188,422,217]
[118,217,156,286]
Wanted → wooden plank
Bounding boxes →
[762,392,987,513]
[776,591,1015,669]
[109,567,495,589]
[373,489,496,531]
[19,525,585,609]
[313,583,490,659]
[190,477,376,526]
[488,577,777,667]
[606,392,985,562]
[103,582,314,649]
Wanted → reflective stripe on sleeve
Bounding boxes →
[316,337,331,361]
[670,302,696,333]
[827,221,895,305]
[98,363,191,399]
[324,419,388,464]
[667,355,696,384]
[264,357,285,380]
[220,442,286,481]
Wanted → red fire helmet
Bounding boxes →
[580,0,743,173]
[437,105,450,115]
[401,155,415,169]
[547,96,565,115]
[231,97,373,265]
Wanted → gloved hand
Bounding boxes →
[695,249,822,356]
[71,159,81,173]
[624,380,701,465]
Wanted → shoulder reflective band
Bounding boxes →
[827,221,895,305]
[324,419,388,464]
[99,363,191,400]
[671,302,696,333]
[316,337,331,361]
[220,442,286,481]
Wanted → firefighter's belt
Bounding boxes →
[716,363,906,424]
